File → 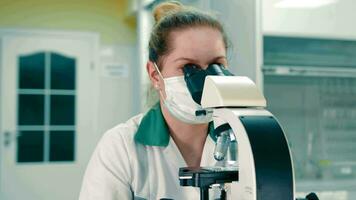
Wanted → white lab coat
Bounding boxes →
[79,112,220,200]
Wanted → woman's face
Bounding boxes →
[159,26,227,77]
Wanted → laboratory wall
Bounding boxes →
[263,0,356,199]
[0,0,137,135]
[0,0,136,44]
[263,0,356,39]
[0,0,137,199]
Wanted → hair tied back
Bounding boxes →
[153,1,184,23]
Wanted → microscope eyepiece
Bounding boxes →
[183,63,234,105]
[183,64,208,105]
[207,63,234,76]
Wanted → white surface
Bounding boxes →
[101,62,129,78]
[275,0,338,9]
[201,76,266,108]
[263,0,356,39]
[98,44,135,135]
[209,0,264,89]
[136,2,153,112]
[0,29,99,200]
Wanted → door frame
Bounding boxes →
[0,28,100,196]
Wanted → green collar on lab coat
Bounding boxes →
[134,103,217,147]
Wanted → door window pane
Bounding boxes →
[18,94,44,125]
[16,51,77,163]
[50,95,75,125]
[19,53,45,89]
[49,131,75,161]
[50,53,76,90]
[17,131,44,162]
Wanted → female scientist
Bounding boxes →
[79,1,231,199]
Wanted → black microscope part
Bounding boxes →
[213,123,232,137]
[306,193,319,200]
[183,63,234,105]
[179,167,238,200]
[195,110,207,116]
[206,63,234,76]
[183,64,207,104]
[179,167,238,188]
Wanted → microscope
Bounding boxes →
[178,64,319,200]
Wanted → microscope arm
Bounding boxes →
[213,108,295,200]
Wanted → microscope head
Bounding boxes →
[200,76,266,109]
[182,63,266,109]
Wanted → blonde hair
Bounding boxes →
[149,1,229,65]
[153,1,183,22]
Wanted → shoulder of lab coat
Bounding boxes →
[79,113,144,200]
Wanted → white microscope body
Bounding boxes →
[201,76,295,200]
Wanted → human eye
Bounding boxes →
[182,63,202,71]
[180,63,203,77]
[187,63,202,69]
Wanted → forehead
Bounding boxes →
[168,26,226,60]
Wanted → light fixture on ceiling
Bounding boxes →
[275,0,338,9]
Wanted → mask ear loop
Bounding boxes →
[153,62,167,99]
[153,62,163,79]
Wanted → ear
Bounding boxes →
[146,61,161,89]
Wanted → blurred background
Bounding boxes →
[0,0,355,199]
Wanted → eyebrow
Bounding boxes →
[173,56,227,63]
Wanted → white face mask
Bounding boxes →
[153,63,212,124]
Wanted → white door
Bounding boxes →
[0,30,99,200]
